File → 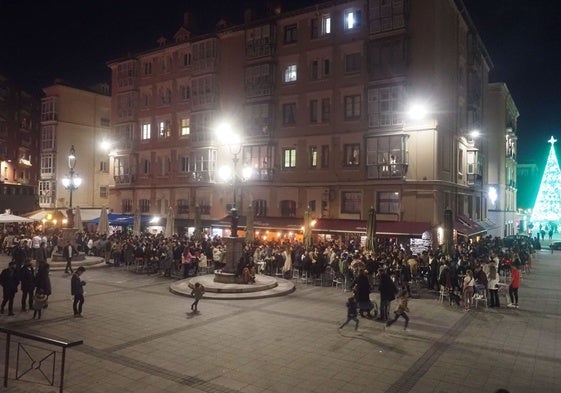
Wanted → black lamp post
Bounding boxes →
[61,145,82,228]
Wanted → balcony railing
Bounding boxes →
[467,173,483,187]
[252,168,274,181]
[367,163,408,179]
[113,174,135,185]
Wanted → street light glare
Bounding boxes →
[470,130,480,138]
[407,103,428,120]
[218,165,233,182]
[241,166,253,181]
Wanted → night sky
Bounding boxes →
[1,0,560,165]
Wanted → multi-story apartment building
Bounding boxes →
[0,74,39,214]
[485,83,519,237]
[107,0,500,244]
[516,162,539,211]
[39,82,111,216]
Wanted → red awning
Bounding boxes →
[312,219,431,236]
[214,216,303,231]
[213,216,430,236]
[455,215,486,237]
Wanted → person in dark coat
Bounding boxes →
[0,261,20,315]
[35,262,52,300]
[12,242,29,270]
[19,259,36,311]
[62,241,76,274]
[352,269,374,318]
[71,266,87,317]
[378,268,397,322]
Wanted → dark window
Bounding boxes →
[280,200,296,217]
[282,103,296,125]
[310,100,318,123]
[284,24,297,44]
[344,95,361,120]
[341,192,361,214]
[253,199,267,217]
[344,144,360,166]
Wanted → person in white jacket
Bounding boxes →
[487,265,501,308]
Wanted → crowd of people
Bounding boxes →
[0,221,537,323]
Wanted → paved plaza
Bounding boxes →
[0,245,560,393]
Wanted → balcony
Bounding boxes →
[467,173,483,187]
[367,163,408,179]
[252,168,274,181]
[187,171,214,183]
[113,174,136,185]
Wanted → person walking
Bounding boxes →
[62,241,76,274]
[71,266,87,317]
[32,289,48,319]
[386,289,410,330]
[353,269,374,318]
[339,296,359,331]
[190,282,205,312]
[507,262,520,308]
[488,264,500,308]
[378,268,398,321]
[0,261,19,316]
[19,258,35,311]
[463,269,475,311]
[35,262,52,304]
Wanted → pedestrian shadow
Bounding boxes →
[186,310,201,319]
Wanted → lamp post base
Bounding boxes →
[213,236,244,283]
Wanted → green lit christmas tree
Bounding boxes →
[531,136,561,224]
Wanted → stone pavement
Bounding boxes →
[0,245,560,393]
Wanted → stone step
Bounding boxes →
[46,256,106,271]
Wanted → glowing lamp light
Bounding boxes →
[150,217,161,224]
[469,130,481,139]
[100,140,112,151]
[489,187,498,205]
[407,103,428,120]
[218,165,233,182]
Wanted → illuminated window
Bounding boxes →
[141,123,151,140]
[283,148,296,168]
[180,117,190,136]
[344,9,362,30]
[311,14,331,38]
[310,146,318,168]
[158,119,171,138]
[284,65,297,83]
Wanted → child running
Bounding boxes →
[190,282,205,312]
[386,289,410,330]
[32,289,48,320]
[339,296,359,331]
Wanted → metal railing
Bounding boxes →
[0,327,83,393]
